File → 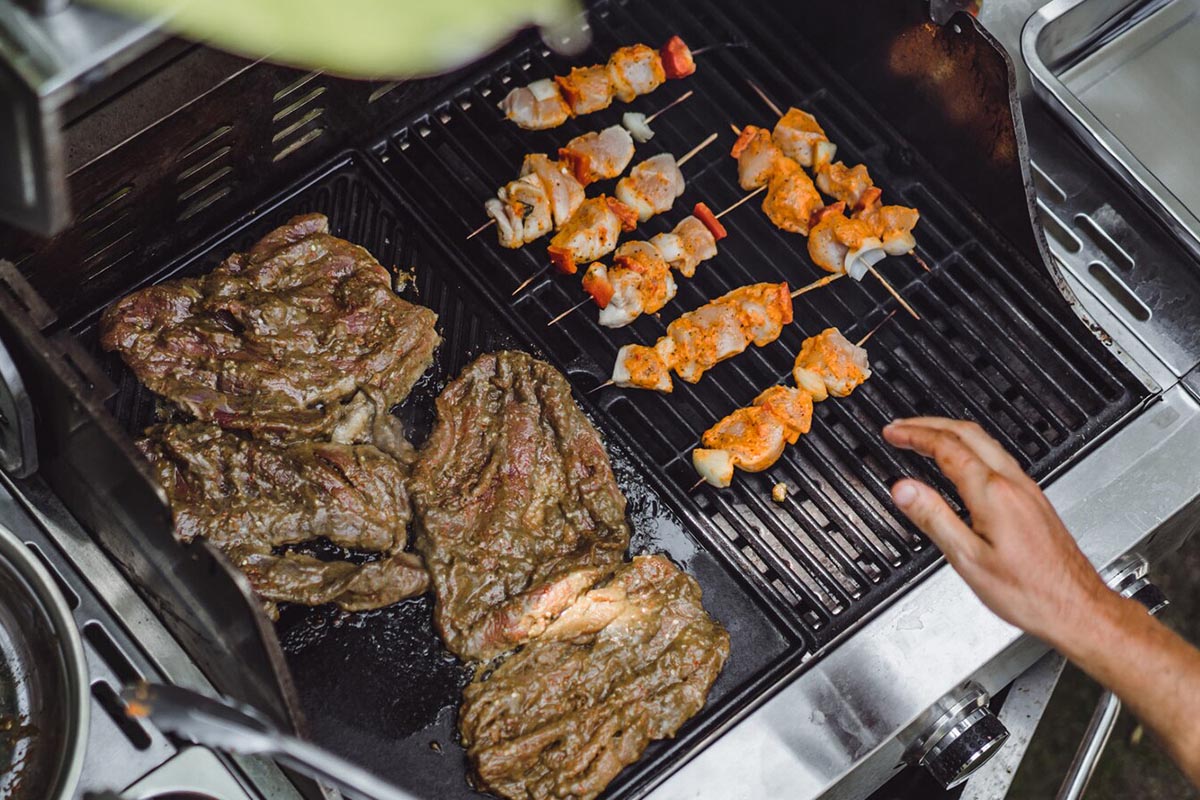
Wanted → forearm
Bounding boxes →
[1049,590,1200,785]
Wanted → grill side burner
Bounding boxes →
[0,0,1167,799]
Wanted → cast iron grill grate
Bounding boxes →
[70,154,793,800]
[376,0,1148,641]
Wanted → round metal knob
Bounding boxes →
[922,705,1009,788]
[906,682,1009,789]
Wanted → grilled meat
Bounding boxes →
[459,555,729,800]
[100,213,440,440]
[410,351,630,661]
[138,421,428,617]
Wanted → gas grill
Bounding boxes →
[1,0,1200,798]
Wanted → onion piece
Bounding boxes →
[528,78,559,102]
[622,111,655,143]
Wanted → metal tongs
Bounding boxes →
[121,682,420,800]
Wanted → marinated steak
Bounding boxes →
[138,421,428,616]
[459,555,730,800]
[100,213,440,439]
[410,351,630,661]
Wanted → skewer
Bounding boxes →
[790,273,843,298]
[547,298,591,326]
[646,89,694,123]
[716,185,765,218]
[515,132,720,299]
[690,41,748,56]
[857,310,897,346]
[744,81,932,293]
[866,265,919,320]
[548,185,760,327]
[746,80,784,117]
[689,477,706,492]
[472,92,698,242]
[589,380,614,394]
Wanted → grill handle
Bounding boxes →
[1056,557,1168,800]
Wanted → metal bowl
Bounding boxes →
[0,525,89,799]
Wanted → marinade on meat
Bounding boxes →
[459,555,730,800]
[100,213,440,440]
[410,351,630,661]
[138,421,428,617]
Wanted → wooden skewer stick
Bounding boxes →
[676,132,719,166]
[547,298,590,326]
[857,311,897,346]
[791,273,843,298]
[588,380,614,394]
[689,477,706,492]
[471,93,697,241]
[867,265,920,320]
[646,89,694,123]
[717,185,765,218]
[512,264,550,296]
[911,251,932,272]
[746,80,784,118]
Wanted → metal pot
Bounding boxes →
[0,524,89,799]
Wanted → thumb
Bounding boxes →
[891,479,979,565]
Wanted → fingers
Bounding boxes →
[883,423,994,500]
[885,417,1023,478]
[891,479,978,564]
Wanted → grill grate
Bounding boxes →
[376,0,1148,643]
[70,154,793,800]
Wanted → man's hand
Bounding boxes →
[884,416,1200,787]
[882,417,1110,645]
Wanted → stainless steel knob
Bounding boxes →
[906,682,1009,789]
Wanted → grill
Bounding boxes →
[0,0,1153,797]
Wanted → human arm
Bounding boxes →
[882,417,1200,786]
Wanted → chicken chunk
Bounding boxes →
[731,125,782,191]
[500,79,571,130]
[772,108,830,168]
[815,161,875,209]
[808,204,886,280]
[615,153,685,222]
[608,44,666,103]
[555,64,614,116]
[763,159,823,235]
[560,125,636,185]
[792,327,872,401]
[520,154,585,228]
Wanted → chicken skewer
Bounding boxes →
[500,36,697,131]
[692,317,890,488]
[512,132,719,295]
[731,122,919,320]
[746,81,930,273]
[468,91,695,242]
[547,190,767,328]
[592,274,887,394]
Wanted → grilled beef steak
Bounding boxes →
[410,351,630,661]
[138,421,428,617]
[100,213,440,439]
[459,555,730,800]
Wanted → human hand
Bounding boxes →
[883,417,1113,646]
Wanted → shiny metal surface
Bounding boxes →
[0,335,36,478]
[128,683,419,800]
[651,385,1200,800]
[0,0,166,232]
[1056,690,1121,800]
[1025,0,1200,264]
[0,472,305,799]
[0,523,88,800]
[959,652,1068,800]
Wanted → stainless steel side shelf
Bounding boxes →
[1024,0,1200,263]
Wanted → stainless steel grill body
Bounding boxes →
[0,1,1196,799]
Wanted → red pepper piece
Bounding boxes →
[558,147,593,185]
[548,245,578,275]
[777,282,794,326]
[582,263,614,308]
[606,196,639,231]
[809,201,846,231]
[730,125,761,159]
[660,36,696,80]
[693,202,728,241]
